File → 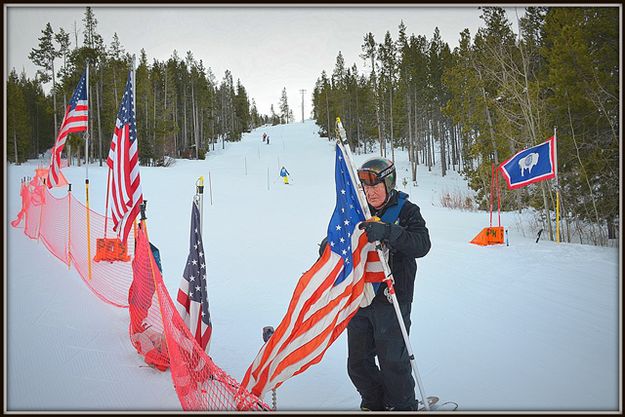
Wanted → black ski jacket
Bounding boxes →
[368,190,431,305]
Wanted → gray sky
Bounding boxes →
[5,5,522,117]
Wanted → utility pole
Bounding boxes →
[299,89,306,122]
[73,21,81,50]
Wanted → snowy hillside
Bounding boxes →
[6,120,620,411]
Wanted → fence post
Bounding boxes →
[37,178,45,241]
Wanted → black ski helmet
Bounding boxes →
[357,157,396,194]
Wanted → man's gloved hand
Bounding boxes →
[358,220,391,243]
[318,237,328,257]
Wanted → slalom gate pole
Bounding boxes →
[335,117,431,410]
[208,171,213,206]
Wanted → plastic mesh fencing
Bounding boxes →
[39,189,70,265]
[11,176,134,306]
[10,182,29,229]
[132,224,270,411]
[11,171,271,412]
[24,178,44,239]
[69,196,135,307]
[129,223,169,372]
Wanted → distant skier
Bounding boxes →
[262,133,267,142]
[266,135,270,145]
[279,166,290,184]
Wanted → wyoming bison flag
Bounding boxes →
[499,136,557,190]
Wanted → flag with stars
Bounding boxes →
[47,69,89,188]
[241,141,384,398]
[176,199,212,354]
[106,70,143,245]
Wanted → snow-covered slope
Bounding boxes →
[6,120,620,411]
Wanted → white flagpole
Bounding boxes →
[335,117,431,410]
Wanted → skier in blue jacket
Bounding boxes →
[279,166,290,184]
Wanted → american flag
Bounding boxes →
[106,71,143,244]
[47,69,88,188]
[176,199,212,353]
[241,141,385,398]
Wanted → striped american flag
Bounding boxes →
[176,199,212,354]
[47,69,88,188]
[241,141,385,398]
[106,71,143,245]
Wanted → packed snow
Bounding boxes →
[6,120,620,411]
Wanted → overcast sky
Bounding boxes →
[5,5,523,117]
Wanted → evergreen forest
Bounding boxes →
[311,7,619,245]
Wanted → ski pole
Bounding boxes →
[335,117,431,410]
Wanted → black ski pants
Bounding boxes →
[347,300,417,411]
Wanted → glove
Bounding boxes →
[318,237,328,257]
[358,221,391,243]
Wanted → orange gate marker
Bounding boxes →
[470,163,505,246]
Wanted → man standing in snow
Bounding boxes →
[319,157,431,411]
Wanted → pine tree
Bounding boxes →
[7,69,31,164]
[361,33,384,155]
[279,87,289,124]
[29,22,60,139]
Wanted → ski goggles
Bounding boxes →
[357,164,394,186]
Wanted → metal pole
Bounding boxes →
[336,117,431,410]
[208,171,213,206]
[196,176,204,236]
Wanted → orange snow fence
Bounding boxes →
[131,224,270,411]
[470,226,505,246]
[11,171,270,411]
[11,176,135,306]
